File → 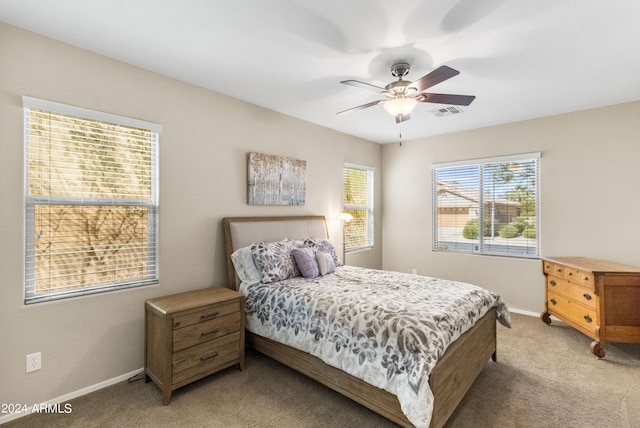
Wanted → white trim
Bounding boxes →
[431,152,541,169]
[22,96,162,133]
[0,368,143,424]
[343,162,375,172]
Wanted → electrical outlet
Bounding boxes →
[412,268,418,275]
[26,352,41,373]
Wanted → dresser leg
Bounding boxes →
[590,341,605,358]
[540,311,551,325]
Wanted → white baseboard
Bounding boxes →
[508,307,541,318]
[0,368,143,425]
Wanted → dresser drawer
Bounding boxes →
[563,267,594,288]
[543,261,565,277]
[172,331,241,384]
[547,291,598,335]
[173,311,241,352]
[546,276,596,310]
[173,301,239,329]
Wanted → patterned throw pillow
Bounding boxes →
[291,247,320,278]
[303,238,341,266]
[250,241,299,284]
[315,251,336,275]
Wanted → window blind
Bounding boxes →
[432,153,539,258]
[343,163,374,252]
[23,97,160,304]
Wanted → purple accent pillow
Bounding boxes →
[291,247,320,278]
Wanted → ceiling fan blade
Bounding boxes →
[336,99,384,115]
[340,80,386,93]
[418,93,476,106]
[408,65,460,93]
[395,114,411,124]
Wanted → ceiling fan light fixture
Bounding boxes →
[383,97,418,117]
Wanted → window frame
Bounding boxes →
[432,152,540,259]
[23,96,161,304]
[343,163,375,253]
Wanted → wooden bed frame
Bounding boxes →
[223,216,497,428]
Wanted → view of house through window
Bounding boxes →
[343,163,374,253]
[432,153,539,258]
[24,97,160,304]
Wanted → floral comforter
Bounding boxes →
[239,265,511,427]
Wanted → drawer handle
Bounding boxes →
[550,298,557,305]
[584,277,589,281]
[584,315,593,323]
[583,293,592,301]
[557,268,562,272]
[201,328,220,337]
[201,352,219,361]
[567,271,573,276]
[550,280,556,286]
[200,311,219,320]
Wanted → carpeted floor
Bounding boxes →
[5,313,640,427]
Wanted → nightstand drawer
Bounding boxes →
[172,331,241,384]
[173,311,241,352]
[546,276,596,310]
[173,301,239,329]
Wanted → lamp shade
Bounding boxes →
[383,97,418,116]
[337,212,353,222]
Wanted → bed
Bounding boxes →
[223,215,510,428]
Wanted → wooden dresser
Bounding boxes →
[540,256,640,357]
[145,287,245,404]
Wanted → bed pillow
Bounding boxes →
[303,238,341,266]
[251,240,299,283]
[230,246,262,285]
[316,251,336,275]
[291,247,319,278]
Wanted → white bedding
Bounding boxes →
[239,265,511,427]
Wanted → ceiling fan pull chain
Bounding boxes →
[399,121,403,147]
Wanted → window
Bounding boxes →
[343,163,374,252]
[23,97,160,304]
[432,153,539,258]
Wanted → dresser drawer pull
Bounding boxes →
[201,352,219,361]
[200,311,219,320]
[201,328,220,337]
[584,315,593,323]
[550,298,557,305]
[583,293,592,301]
[550,280,556,286]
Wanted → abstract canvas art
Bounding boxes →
[247,152,306,205]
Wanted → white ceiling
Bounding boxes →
[2,0,640,144]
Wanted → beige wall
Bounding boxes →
[0,23,382,409]
[382,101,640,313]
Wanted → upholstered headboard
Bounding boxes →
[222,216,329,289]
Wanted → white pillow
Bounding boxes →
[316,251,336,276]
[230,246,261,285]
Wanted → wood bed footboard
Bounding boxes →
[247,307,497,428]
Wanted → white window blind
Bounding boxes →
[432,153,539,258]
[343,163,374,252]
[23,97,160,304]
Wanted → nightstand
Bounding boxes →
[144,287,245,404]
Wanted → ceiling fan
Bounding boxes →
[337,63,476,123]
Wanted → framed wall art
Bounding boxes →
[247,152,306,205]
